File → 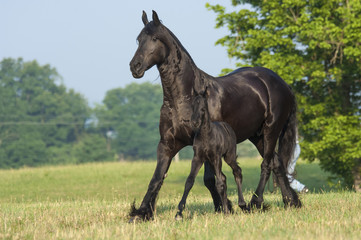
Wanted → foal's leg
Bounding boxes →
[224,150,248,211]
[213,158,230,214]
[175,156,203,220]
[203,161,223,211]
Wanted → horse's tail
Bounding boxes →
[278,92,297,173]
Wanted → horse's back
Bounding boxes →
[209,66,294,142]
[227,67,293,98]
[239,67,295,118]
[218,66,294,114]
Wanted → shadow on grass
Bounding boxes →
[155,196,291,218]
[156,201,215,216]
[168,159,332,195]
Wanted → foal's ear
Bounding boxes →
[142,11,149,26]
[152,10,161,26]
[203,86,209,97]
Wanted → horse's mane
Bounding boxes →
[162,26,195,64]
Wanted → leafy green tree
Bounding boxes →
[207,0,361,190]
[72,134,115,164]
[0,58,92,168]
[96,82,163,160]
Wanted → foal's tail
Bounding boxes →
[278,93,297,173]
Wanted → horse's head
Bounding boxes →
[130,11,169,78]
[191,89,209,131]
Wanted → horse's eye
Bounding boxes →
[152,37,157,41]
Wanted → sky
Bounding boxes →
[1,0,242,105]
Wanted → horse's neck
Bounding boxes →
[158,51,196,107]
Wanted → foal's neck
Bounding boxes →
[199,110,212,136]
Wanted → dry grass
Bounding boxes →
[0,159,360,239]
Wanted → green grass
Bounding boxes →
[0,159,360,239]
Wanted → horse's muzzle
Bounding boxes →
[131,70,144,79]
[130,62,145,78]
[129,57,146,79]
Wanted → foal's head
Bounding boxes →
[191,90,209,131]
[130,11,169,78]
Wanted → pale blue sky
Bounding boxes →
[1,0,241,105]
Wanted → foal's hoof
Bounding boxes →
[226,199,234,214]
[175,212,183,221]
[128,216,142,223]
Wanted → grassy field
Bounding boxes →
[0,158,360,239]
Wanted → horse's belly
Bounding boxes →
[216,96,266,143]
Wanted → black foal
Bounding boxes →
[175,90,247,220]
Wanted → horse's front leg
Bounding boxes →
[129,140,180,222]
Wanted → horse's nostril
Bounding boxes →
[136,62,141,70]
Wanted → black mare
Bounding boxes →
[129,10,301,221]
[175,89,246,220]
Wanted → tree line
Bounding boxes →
[0,58,165,167]
[0,58,259,169]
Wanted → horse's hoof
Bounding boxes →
[248,200,269,212]
[175,212,183,221]
[288,199,302,208]
[248,201,260,210]
[262,203,270,211]
[239,203,250,213]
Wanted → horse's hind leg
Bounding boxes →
[272,156,301,208]
[249,127,279,210]
[175,156,203,220]
[224,151,248,212]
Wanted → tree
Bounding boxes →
[72,134,115,164]
[95,82,163,160]
[207,0,361,190]
[0,58,93,167]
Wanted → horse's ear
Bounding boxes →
[142,11,149,26]
[152,10,161,26]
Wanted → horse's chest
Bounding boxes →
[160,104,193,141]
